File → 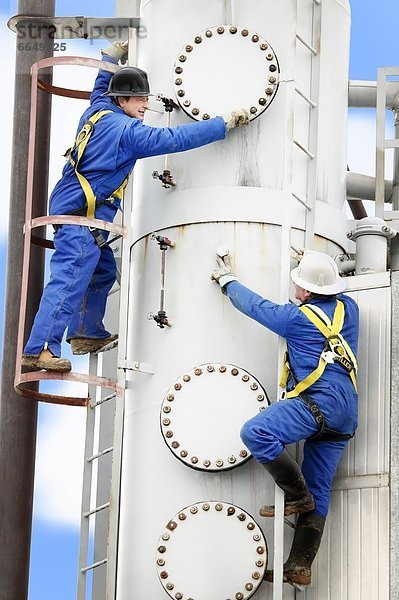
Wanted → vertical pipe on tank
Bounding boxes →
[347,217,395,274]
[0,3,54,599]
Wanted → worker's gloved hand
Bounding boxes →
[211,254,238,290]
[101,40,129,64]
[224,108,250,132]
[291,247,306,263]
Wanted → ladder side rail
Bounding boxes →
[77,357,100,600]
[270,0,303,596]
[14,61,39,384]
[91,244,121,599]
[104,209,131,599]
[104,169,132,600]
[105,27,139,600]
[303,0,322,249]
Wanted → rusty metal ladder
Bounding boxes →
[12,55,127,600]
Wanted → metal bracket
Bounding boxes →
[7,15,140,39]
[118,360,155,374]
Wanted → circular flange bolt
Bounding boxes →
[156,501,267,599]
[173,25,280,122]
[160,363,269,472]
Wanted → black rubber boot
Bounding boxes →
[264,513,326,587]
[259,449,315,517]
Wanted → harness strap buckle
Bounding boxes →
[320,349,335,364]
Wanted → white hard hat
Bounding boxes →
[290,251,346,295]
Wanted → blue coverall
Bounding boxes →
[225,281,359,516]
[24,56,226,357]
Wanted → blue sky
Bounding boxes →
[0,1,398,599]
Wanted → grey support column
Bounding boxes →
[391,271,399,599]
[0,2,54,599]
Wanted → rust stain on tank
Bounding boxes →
[143,234,149,264]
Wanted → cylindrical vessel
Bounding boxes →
[116,1,351,597]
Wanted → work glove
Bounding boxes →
[223,108,250,132]
[211,254,238,290]
[101,40,129,64]
[291,246,305,263]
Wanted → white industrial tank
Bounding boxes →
[116,0,352,598]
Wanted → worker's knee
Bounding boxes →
[240,415,283,462]
[240,415,271,450]
[240,419,255,450]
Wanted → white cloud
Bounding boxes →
[34,400,86,527]
[33,355,91,528]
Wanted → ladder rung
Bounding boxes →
[292,193,312,211]
[385,139,399,149]
[83,502,110,518]
[87,446,114,462]
[296,33,318,55]
[294,139,315,159]
[295,87,317,108]
[91,391,116,408]
[81,558,108,574]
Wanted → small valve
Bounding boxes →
[151,234,176,249]
[148,311,171,329]
[152,169,177,188]
[156,94,179,112]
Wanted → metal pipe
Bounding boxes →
[347,199,368,220]
[164,111,171,172]
[160,250,166,312]
[0,3,54,599]
[346,171,393,203]
[337,258,356,275]
[348,80,399,110]
[390,110,399,270]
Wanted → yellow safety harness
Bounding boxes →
[66,110,129,219]
[280,299,358,398]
